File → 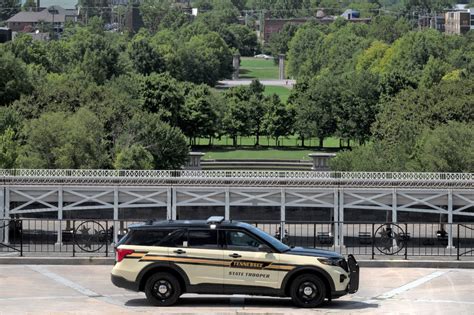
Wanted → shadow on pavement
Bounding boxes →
[125,296,379,310]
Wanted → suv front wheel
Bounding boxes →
[144,272,181,306]
[290,274,326,308]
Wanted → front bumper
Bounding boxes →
[347,254,359,294]
[111,274,139,292]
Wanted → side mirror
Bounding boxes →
[258,244,273,253]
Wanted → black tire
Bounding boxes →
[290,274,326,308]
[144,272,181,306]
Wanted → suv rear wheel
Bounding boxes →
[144,272,181,306]
[290,274,326,308]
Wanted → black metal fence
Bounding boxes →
[1,219,473,260]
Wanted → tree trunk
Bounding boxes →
[255,132,260,146]
[301,136,305,147]
[347,139,351,148]
[208,137,212,146]
[319,138,324,148]
[233,136,237,147]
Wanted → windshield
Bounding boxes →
[248,225,290,253]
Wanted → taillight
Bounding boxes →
[116,248,134,262]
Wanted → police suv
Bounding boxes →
[111,217,359,308]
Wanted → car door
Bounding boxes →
[169,228,224,290]
[222,229,281,291]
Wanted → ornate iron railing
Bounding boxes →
[0,169,472,188]
[1,219,473,260]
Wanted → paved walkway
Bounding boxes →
[0,265,473,314]
[217,79,296,88]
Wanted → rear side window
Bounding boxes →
[188,229,218,249]
[123,229,177,246]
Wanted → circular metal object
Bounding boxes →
[74,220,106,253]
[153,280,172,299]
[303,286,313,296]
[374,223,407,255]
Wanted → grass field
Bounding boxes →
[202,149,315,160]
[194,136,342,148]
[239,57,279,79]
[263,86,291,103]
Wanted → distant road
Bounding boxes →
[217,79,296,88]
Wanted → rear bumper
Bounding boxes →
[347,254,360,294]
[111,274,139,292]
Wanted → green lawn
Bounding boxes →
[239,57,279,79]
[194,136,342,148]
[263,86,291,103]
[202,149,315,160]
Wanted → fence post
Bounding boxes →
[371,223,375,260]
[56,187,63,246]
[225,188,230,220]
[20,219,23,257]
[392,189,398,251]
[457,224,460,261]
[72,220,76,258]
[333,188,340,248]
[404,223,408,260]
[4,187,9,244]
[339,189,345,248]
[113,187,119,245]
[172,188,177,220]
[447,189,455,250]
[280,188,285,242]
[0,187,4,243]
[105,220,109,257]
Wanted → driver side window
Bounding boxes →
[225,230,263,251]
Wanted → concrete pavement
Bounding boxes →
[0,265,473,314]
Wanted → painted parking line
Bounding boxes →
[28,265,100,297]
[364,270,448,303]
[27,265,129,308]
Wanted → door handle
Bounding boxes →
[174,249,186,254]
[229,253,241,258]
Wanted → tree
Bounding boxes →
[139,72,184,126]
[0,128,19,169]
[128,32,165,75]
[266,23,299,58]
[409,122,474,172]
[367,16,412,44]
[263,94,294,145]
[0,50,31,106]
[291,75,338,147]
[181,84,219,144]
[120,112,189,169]
[66,28,122,84]
[223,86,253,146]
[334,71,381,144]
[402,0,456,12]
[287,23,324,78]
[226,24,260,56]
[380,29,447,87]
[248,80,266,145]
[18,109,109,169]
[114,144,154,170]
[176,32,233,86]
[0,0,20,21]
[139,0,176,32]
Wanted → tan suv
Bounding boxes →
[111,217,359,308]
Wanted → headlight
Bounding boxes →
[318,257,348,271]
[317,257,341,266]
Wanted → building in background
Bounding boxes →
[0,27,13,43]
[445,10,471,34]
[6,5,78,34]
